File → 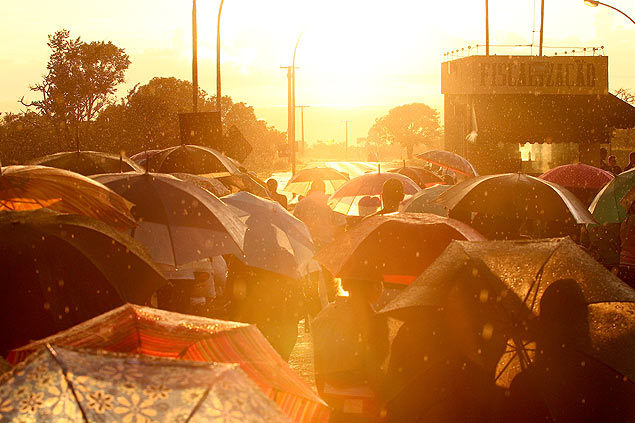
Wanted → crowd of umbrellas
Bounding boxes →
[0,143,634,422]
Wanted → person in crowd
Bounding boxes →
[266,178,288,209]
[312,277,388,422]
[625,151,635,172]
[608,155,622,175]
[620,207,635,287]
[293,180,345,251]
[600,147,609,171]
[363,178,405,220]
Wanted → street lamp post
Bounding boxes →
[296,105,310,155]
[217,0,225,120]
[584,0,635,25]
[282,33,303,176]
[344,120,351,160]
[192,0,199,112]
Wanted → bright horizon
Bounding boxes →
[1,0,634,148]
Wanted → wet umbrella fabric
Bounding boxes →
[222,192,315,279]
[0,165,136,230]
[399,184,452,216]
[93,173,246,268]
[382,238,635,388]
[219,172,272,198]
[416,150,478,177]
[0,345,290,423]
[315,213,485,285]
[171,173,231,197]
[435,173,595,224]
[387,166,444,188]
[539,163,614,206]
[148,144,240,176]
[589,168,635,225]
[0,210,167,356]
[327,172,420,217]
[8,305,329,423]
[30,150,143,175]
[282,167,349,196]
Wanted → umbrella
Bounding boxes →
[148,144,240,176]
[222,192,315,279]
[539,163,614,206]
[387,165,444,188]
[315,213,484,285]
[172,173,231,197]
[219,172,272,198]
[0,209,167,356]
[129,149,162,168]
[589,168,635,225]
[435,173,595,224]
[416,150,478,177]
[0,165,136,230]
[399,184,452,216]
[93,172,246,268]
[30,150,143,175]
[8,305,329,423]
[327,172,420,217]
[282,167,349,196]
[0,344,290,422]
[382,238,635,388]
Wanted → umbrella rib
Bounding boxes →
[495,350,517,382]
[44,344,91,423]
[524,244,561,311]
[183,385,212,423]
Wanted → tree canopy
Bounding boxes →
[368,103,441,158]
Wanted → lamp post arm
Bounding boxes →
[597,1,635,25]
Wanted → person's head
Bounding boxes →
[600,147,608,160]
[309,179,325,194]
[608,155,617,167]
[539,278,589,348]
[381,178,405,211]
[266,178,278,193]
[341,278,383,304]
[630,151,635,164]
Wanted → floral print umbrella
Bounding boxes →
[0,344,290,423]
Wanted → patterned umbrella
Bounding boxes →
[416,150,478,177]
[8,304,329,423]
[0,165,136,231]
[540,163,614,206]
[30,151,143,175]
[0,344,290,422]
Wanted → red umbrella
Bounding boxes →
[315,213,485,285]
[540,163,614,206]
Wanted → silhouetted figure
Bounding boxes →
[363,178,405,220]
[620,212,635,287]
[625,152,635,172]
[600,147,609,171]
[608,155,622,176]
[312,278,388,422]
[266,178,288,209]
[293,180,345,251]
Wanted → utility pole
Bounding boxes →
[281,65,298,174]
[192,0,198,112]
[539,0,545,56]
[216,0,225,128]
[485,0,490,56]
[344,120,351,160]
[296,105,310,155]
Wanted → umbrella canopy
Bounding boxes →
[540,163,614,206]
[222,192,315,279]
[219,172,272,198]
[172,173,231,197]
[282,167,349,196]
[0,209,167,356]
[416,150,478,177]
[0,165,136,230]
[1,344,290,423]
[387,165,444,188]
[382,238,635,388]
[148,144,240,176]
[435,173,595,224]
[30,150,143,175]
[129,149,162,168]
[327,172,420,217]
[8,305,329,423]
[399,184,452,215]
[93,172,246,268]
[315,213,484,285]
[589,168,635,225]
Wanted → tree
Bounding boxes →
[614,88,635,105]
[21,29,130,148]
[368,103,441,158]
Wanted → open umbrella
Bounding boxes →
[539,163,614,206]
[172,173,231,197]
[93,172,246,268]
[0,165,136,230]
[435,173,595,224]
[387,165,444,188]
[416,150,478,177]
[315,213,484,285]
[382,238,635,389]
[219,172,272,198]
[327,172,420,216]
[0,345,290,422]
[148,145,240,176]
[0,209,167,356]
[282,167,349,196]
[589,168,635,225]
[8,305,329,423]
[222,192,315,279]
[399,184,452,216]
[30,150,143,175]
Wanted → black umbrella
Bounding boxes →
[30,151,143,175]
[0,209,167,356]
[148,144,240,176]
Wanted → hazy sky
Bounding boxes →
[2,0,633,147]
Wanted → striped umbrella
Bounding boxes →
[8,304,329,423]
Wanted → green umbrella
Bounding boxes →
[589,168,635,225]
